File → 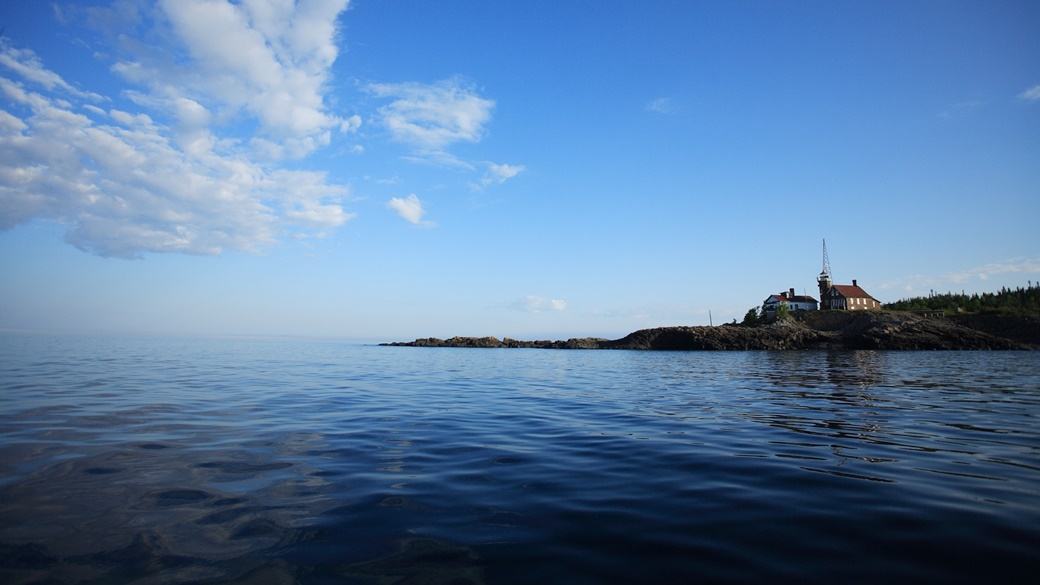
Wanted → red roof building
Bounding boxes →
[763,288,818,317]
[820,279,880,311]
[815,240,879,311]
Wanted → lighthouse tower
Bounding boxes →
[817,239,832,306]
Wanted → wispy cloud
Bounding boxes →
[0,0,356,258]
[946,257,1040,282]
[876,257,1040,294]
[0,45,104,101]
[366,78,494,165]
[0,71,354,257]
[473,162,525,189]
[1018,84,1040,102]
[646,97,677,115]
[115,0,357,160]
[387,193,435,227]
[513,295,567,313]
[938,100,983,119]
[1,1,520,258]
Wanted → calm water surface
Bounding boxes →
[1,333,1038,583]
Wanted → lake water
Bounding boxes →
[1,333,1038,584]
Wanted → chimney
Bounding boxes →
[852,279,857,287]
[789,288,795,298]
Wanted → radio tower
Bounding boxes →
[817,239,832,304]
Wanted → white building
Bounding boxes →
[763,288,819,317]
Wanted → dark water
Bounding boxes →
[1,333,1038,584]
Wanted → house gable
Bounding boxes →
[823,280,880,310]
[762,290,818,315]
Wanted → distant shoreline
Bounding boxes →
[382,311,1039,351]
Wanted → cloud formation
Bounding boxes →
[367,78,495,166]
[118,0,356,158]
[0,1,355,258]
[877,257,1040,293]
[946,257,1040,283]
[1,1,521,258]
[480,162,525,187]
[387,193,434,227]
[514,295,567,313]
[0,45,104,101]
[646,97,677,114]
[938,100,983,119]
[366,78,525,182]
[1018,84,1040,102]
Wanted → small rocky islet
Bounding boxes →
[382,311,1039,351]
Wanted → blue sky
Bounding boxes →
[1,0,1038,341]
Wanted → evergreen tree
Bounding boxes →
[884,283,1040,315]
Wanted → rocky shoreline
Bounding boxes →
[381,311,1040,351]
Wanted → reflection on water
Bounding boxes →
[755,351,891,472]
[1,334,1038,584]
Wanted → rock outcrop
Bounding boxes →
[388,336,612,349]
[381,311,1036,351]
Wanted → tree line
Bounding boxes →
[884,283,1040,315]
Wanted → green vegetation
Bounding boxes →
[739,303,789,327]
[884,283,1040,315]
[741,307,761,326]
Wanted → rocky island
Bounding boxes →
[382,311,1040,351]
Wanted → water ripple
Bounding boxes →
[1,335,1038,583]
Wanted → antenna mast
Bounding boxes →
[817,239,833,305]
[821,239,831,278]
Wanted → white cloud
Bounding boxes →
[0,36,353,258]
[387,193,435,227]
[479,162,525,187]
[90,0,356,161]
[946,257,1040,283]
[1,2,517,257]
[159,0,351,145]
[938,100,983,119]
[514,295,567,313]
[0,44,104,101]
[876,257,1040,293]
[340,114,362,133]
[367,78,495,163]
[646,97,677,114]
[1018,84,1040,102]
